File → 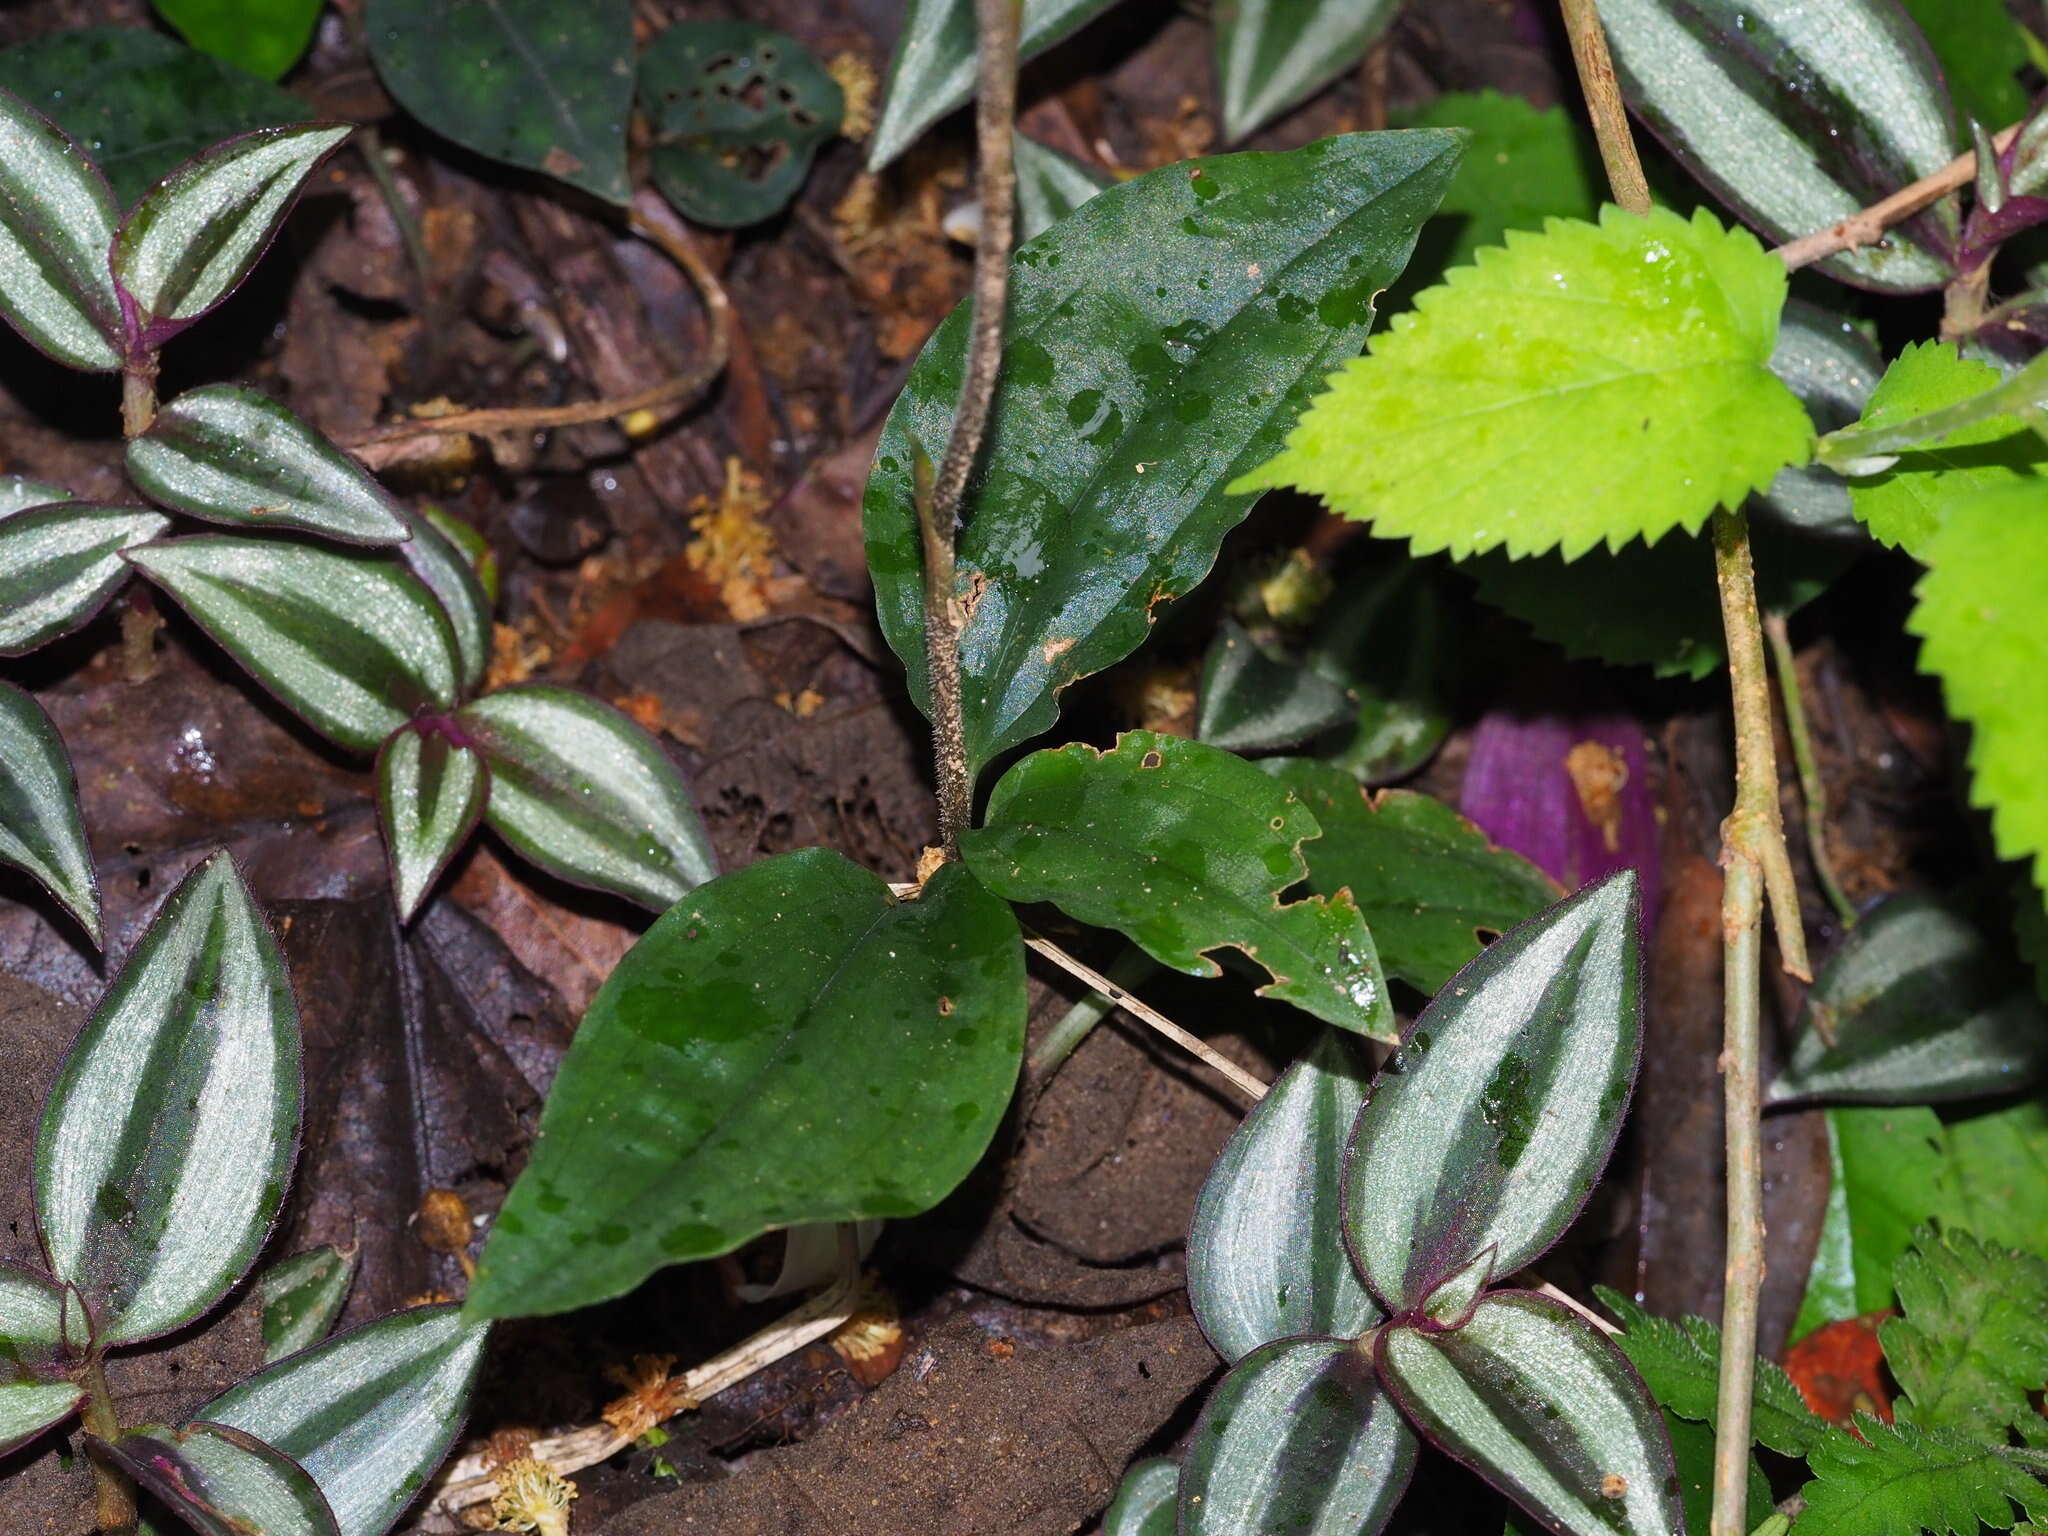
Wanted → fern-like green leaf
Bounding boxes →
[1797,1417,2048,1536]
[1233,203,1814,560]
[1593,1286,1823,1457]
[1884,1226,2048,1439]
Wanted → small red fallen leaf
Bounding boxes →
[1782,1313,1893,1425]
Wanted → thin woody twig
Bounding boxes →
[1774,124,2020,272]
[1559,0,1652,217]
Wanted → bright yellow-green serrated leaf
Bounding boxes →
[1847,342,2043,558]
[1233,204,1815,561]
[1909,484,2048,891]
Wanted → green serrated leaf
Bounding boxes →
[867,0,1119,171]
[204,1305,488,1536]
[259,1247,356,1364]
[1181,1336,1417,1536]
[1883,1225,2048,1437]
[1188,1032,1382,1363]
[1601,0,1960,292]
[1103,1456,1178,1536]
[1910,485,2048,891]
[1770,893,2048,1106]
[128,386,410,546]
[1845,343,2042,557]
[0,475,74,517]
[152,0,322,81]
[1378,1292,1684,1536]
[1214,0,1399,144]
[1344,874,1640,1311]
[35,852,298,1347]
[1196,618,1356,755]
[1755,298,1887,540]
[0,682,101,945]
[375,725,487,924]
[1302,557,1457,781]
[0,30,312,210]
[365,0,633,206]
[0,1261,82,1455]
[865,130,1463,776]
[1264,758,1558,993]
[1899,0,2030,130]
[642,23,842,228]
[1236,204,1814,561]
[1013,133,1110,242]
[0,86,122,370]
[0,502,169,656]
[104,1421,339,1536]
[1796,1416,2048,1536]
[127,535,463,753]
[961,731,1395,1039]
[454,684,712,912]
[1593,1285,1825,1457]
[468,854,1027,1319]
[114,123,350,343]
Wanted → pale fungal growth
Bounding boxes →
[490,1457,578,1535]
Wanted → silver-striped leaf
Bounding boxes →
[0,502,169,655]
[1377,1291,1684,1536]
[1757,300,1885,540]
[1601,0,1959,291]
[867,0,1120,171]
[127,385,410,545]
[1103,1456,1177,1536]
[1343,872,1641,1314]
[1188,1031,1381,1363]
[375,723,488,923]
[455,684,714,911]
[1179,1336,1418,1536]
[1013,132,1110,242]
[1215,0,1400,145]
[0,86,123,370]
[0,475,74,518]
[113,123,351,346]
[1769,892,2048,1106]
[393,503,492,695]
[0,682,101,945]
[34,852,298,1347]
[0,1261,83,1455]
[204,1305,489,1536]
[258,1246,357,1364]
[102,1421,340,1536]
[125,535,463,753]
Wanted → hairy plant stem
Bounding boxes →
[1763,614,1857,930]
[80,1357,136,1532]
[916,0,1020,855]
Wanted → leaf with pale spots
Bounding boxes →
[960,731,1396,1040]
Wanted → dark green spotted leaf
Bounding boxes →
[1303,556,1457,782]
[0,1262,82,1455]
[1214,0,1400,144]
[1264,759,1558,994]
[396,504,493,696]
[1180,1337,1418,1536]
[468,853,1026,1319]
[102,1422,338,1536]
[0,476,73,517]
[365,0,633,206]
[641,22,843,228]
[863,130,1463,777]
[258,1246,356,1364]
[113,123,350,346]
[34,853,297,1347]
[454,685,713,912]
[375,724,488,924]
[1188,1032,1381,1363]
[1378,1292,1683,1536]
[0,29,311,209]
[1344,873,1641,1312]
[1196,617,1355,754]
[1013,133,1111,242]
[0,682,102,946]
[1601,0,1960,291]
[961,731,1395,1039]
[128,385,409,546]
[867,0,1121,170]
[1769,892,2048,1106]
[203,1305,488,1536]
[0,86,122,369]
[1104,1456,1178,1536]
[126,536,463,753]
[0,502,168,656]
[152,0,323,82]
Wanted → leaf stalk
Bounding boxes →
[80,1357,136,1532]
